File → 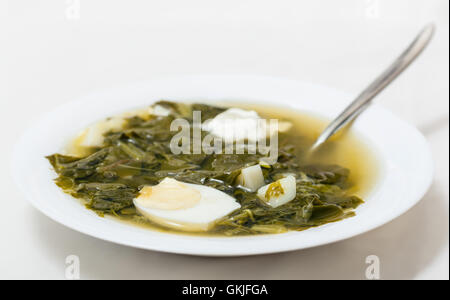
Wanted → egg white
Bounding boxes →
[134,180,241,232]
[257,175,296,208]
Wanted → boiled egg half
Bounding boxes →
[133,178,241,232]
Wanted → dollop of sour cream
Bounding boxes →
[202,108,269,142]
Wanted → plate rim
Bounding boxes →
[11,74,434,256]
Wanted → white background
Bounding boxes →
[1,0,448,280]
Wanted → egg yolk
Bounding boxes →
[135,178,201,210]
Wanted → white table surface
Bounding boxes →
[1,0,448,280]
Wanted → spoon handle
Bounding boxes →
[312,24,435,150]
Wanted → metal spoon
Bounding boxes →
[311,24,435,151]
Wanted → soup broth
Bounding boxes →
[241,103,379,197]
[47,101,379,236]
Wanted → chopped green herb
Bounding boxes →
[265,181,284,199]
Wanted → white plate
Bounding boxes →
[12,75,434,256]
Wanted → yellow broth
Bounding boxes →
[60,102,380,236]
